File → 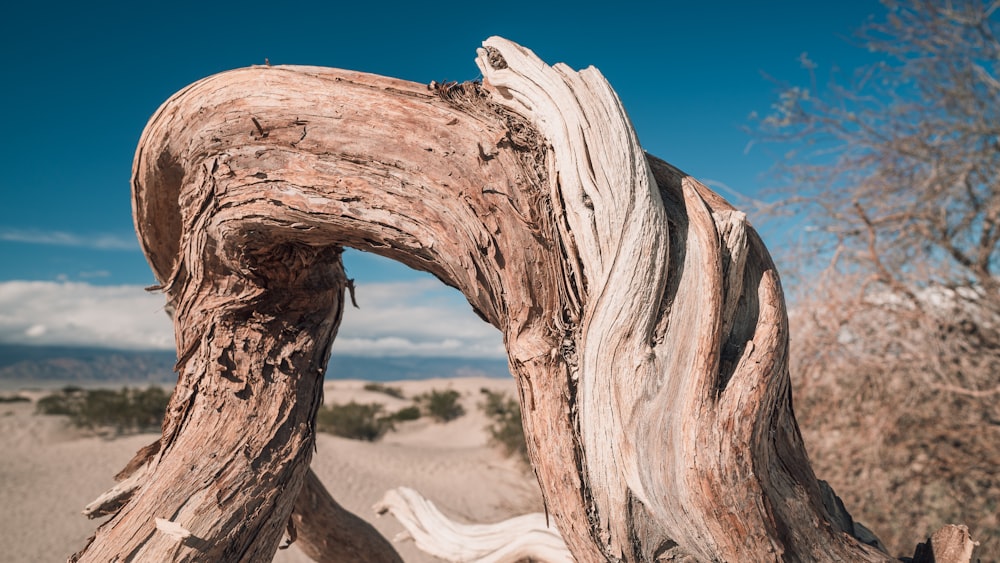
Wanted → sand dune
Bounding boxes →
[0,377,542,562]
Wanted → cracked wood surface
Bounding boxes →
[69,37,954,562]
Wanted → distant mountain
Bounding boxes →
[0,344,176,386]
[0,344,509,387]
[325,354,510,380]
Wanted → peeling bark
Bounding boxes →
[73,37,973,563]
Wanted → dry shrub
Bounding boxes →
[316,401,395,441]
[363,382,406,399]
[789,280,1000,560]
[35,386,169,436]
[416,388,464,422]
[0,394,30,403]
[479,388,528,462]
[315,401,423,441]
[754,4,1000,555]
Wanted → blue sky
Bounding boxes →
[0,0,883,352]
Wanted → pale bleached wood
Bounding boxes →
[155,517,193,541]
[476,39,891,562]
[71,36,974,563]
[911,525,977,563]
[477,39,669,556]
[81,461,148,518]
[374,487,572,563]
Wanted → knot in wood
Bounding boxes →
[484,46,508,70]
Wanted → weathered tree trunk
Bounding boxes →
[73,37,972,562]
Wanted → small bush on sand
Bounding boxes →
[35,386,169,435]
[387,405,421,422]
[363,382,406,399]
[316,402,395,441]
[0,394,30,403]
[417,389,464,422]
[480,388,528,462]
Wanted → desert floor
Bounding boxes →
[0,377,543,563]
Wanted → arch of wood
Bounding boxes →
[72,38,974,562]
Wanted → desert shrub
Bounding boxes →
[387,405,421,422]
[789,291,1000,560]
[363,382,405,399]
[36,391,77,415]
[480,388,528,462]
[35,386,169,435]
[34,385,88,416]
[0,394,30,403]
[316,401,394,441]
[753,3,1000,557]
[416,389,464,422]
[0,395,31,403]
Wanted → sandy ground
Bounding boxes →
[0,377,542,563]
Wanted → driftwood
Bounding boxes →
[375,487,571,562]
[71,38,975,562]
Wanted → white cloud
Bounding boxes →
[0,281,174,350]
[0,229,139,251]
[333,279,505,358]
[24,324,47,338]
[0,279,505,358]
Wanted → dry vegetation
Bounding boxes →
[479,388,528,463]
[756,1,1000,559]
[315,401,398,441]
[34,386,168,436]
[415,389,465,422]
[788,281,1000,559]
[363,382,407,399]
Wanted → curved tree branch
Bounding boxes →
[72,37,972,563]
[374,487,571,562]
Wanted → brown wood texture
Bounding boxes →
[289,469,403,562]
[72,38,969,562]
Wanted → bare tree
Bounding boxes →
[758,0,1000,304]
[755,0,1000,558]
[71,37,978,562]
